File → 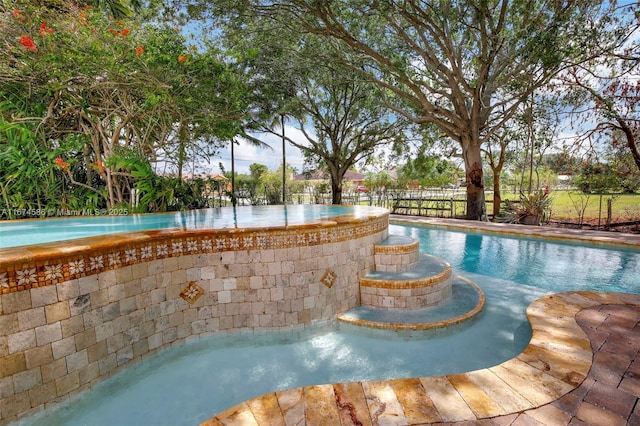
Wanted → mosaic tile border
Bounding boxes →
[0,214,388,294]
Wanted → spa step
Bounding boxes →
[340,275,485,330]
[360,253,452,310]
[374,234,420,272]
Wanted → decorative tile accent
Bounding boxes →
[69,259,85,275]
[108,253,121,267]
[44,264,63,281]
[202,239,213,251]
[321,269,337,288]
[90,255,104,271]
[125,249,137,263]
[172,241,184,255]
[157,244,169,257]
[141,246,153,259]
[16,268,37,286]
[179,281,204,304]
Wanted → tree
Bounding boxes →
[556,10,640,174]
[282,70,407,204]
[209,0,632,219]
[398,147,461,189]
[210,10,409,205]
[1,2,252,212]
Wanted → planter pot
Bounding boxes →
[521,214,541,226]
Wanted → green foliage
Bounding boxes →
[398,151,462,188]
[234,174,263,205]
[249,163,269,181]
[518,189,553,217]
[495,188,553,225]
[0,118,82,216]
[574,163,622,194]
[0,2,253,214]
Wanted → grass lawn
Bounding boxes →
[547,190,640,222]
[498,190,640,223]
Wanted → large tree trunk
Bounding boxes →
[331,178,343,204]
[463,140,486,220]
[619,118,640,173]
[493,172,502,218]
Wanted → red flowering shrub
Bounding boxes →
[20,35,37,52]
[55,157,69,169]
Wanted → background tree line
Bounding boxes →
[1,0,638,220]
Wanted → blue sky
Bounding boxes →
[198,125,308,175]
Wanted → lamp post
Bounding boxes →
[281,114,286,205]
[231,138,236,207]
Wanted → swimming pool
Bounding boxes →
[18,222,640,426]
[0,205,372,248]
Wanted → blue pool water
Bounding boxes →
[0,205,374,248]
[19,223,640,426]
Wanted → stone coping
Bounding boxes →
[373,235,419,253]
[390,215,640,249]
[0,208,389,294]
[203,291,640,425]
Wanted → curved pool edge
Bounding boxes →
[203,290,640,425]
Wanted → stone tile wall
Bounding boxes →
[0,214,388,423]
[360,277,453,309]
[373,242,420,273]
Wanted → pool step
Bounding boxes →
[373,234,420,272]
[361,235,453,310]
[361,253,452,309]
[342,234,485,330]
[340,275,484,330]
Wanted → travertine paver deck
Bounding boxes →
[202,217,640,425]
[203,291,640,425]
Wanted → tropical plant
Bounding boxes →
[517,188,552,225]
[1,2,253,214]
[519,190,552,216]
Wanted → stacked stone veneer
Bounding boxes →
[360,235,452,310]
[373,236,420,272]
[0,213,388,423]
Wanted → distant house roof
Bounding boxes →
[176,172,229,181]
[209,173,228,181]
[293,170,366,181]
